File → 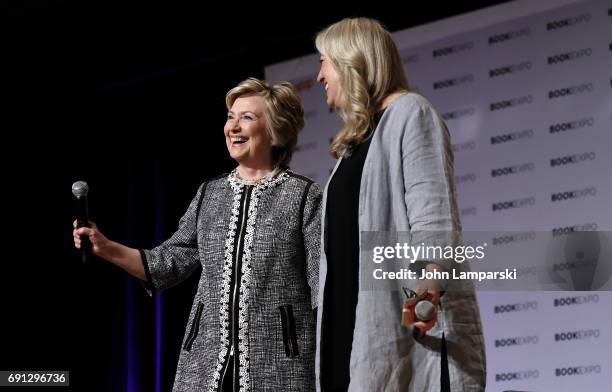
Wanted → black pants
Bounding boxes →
[441,334,450,392]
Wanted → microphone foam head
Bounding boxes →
[72,181,89,197]
[415,300,436,322]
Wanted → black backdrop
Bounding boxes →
[1,2,509,391]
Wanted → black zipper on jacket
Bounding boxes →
[183,302,204,351]
[219,185,252,391]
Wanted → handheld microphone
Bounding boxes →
[402,287,436,340]
[414,299,436,322]
[412,299,436,340]
[72,181,91,263]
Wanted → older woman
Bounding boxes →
[73,78,321,391]
[314,18,485,391]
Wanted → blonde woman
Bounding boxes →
[314,18,485,391]
[74,78,320,391]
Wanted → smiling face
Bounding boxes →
[317,55,343,109]
[224,96,273,169]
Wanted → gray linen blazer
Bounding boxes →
[315,93,486,392]
[142,170,321,391]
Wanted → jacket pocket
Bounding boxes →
[279,304,299,358]
[183,302,204,351]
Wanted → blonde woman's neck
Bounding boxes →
[378,91,405,111]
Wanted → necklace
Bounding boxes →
[232,167,280,185]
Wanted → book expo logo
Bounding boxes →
[460,206,477,217]
[555,365,601,377]
[494,335,538,348]
[549,118,594,134]
[432,41,473,58]
[455,173,476,185]
[546,13,591,31]
[491,162,534,178]
[433,74,474,90]
[547,230,611,290]
[489,61,532,78]
[495,370,539,382]
[548,230,606,291]
[554,294,599,307]
[547,48,592,65]
[548,83,593,99]
[451,140,476,153]
[488,27,530,44]
[490,95,532,111]
[550,187,596,202]
[516,265,537,277]
[492,232,536,246]
[552,222,598,237]
[492,197,535,212]
[490,129,533,145]
[441,107,475,121]
[401,53,419,64]
[494,301,538,314]
[554,329,600,343]
[553,259,597,275]
[550,152,595,167]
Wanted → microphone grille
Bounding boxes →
[415,300,436,322]
[72,181,89,197]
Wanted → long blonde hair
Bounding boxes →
[315,17,409,158]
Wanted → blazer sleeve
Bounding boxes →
[400,99,462,273]
[301,181,322,309]
[140,182,206,294]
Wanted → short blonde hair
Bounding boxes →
[316,17,409,158]
[226,78,304,168]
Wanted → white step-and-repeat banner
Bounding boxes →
[266,0,612,390]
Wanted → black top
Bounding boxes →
[321,111,384,390]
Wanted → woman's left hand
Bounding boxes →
[410,278,440,333]
[402,263,445,333]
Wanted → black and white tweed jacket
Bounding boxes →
[141,169,321,392]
